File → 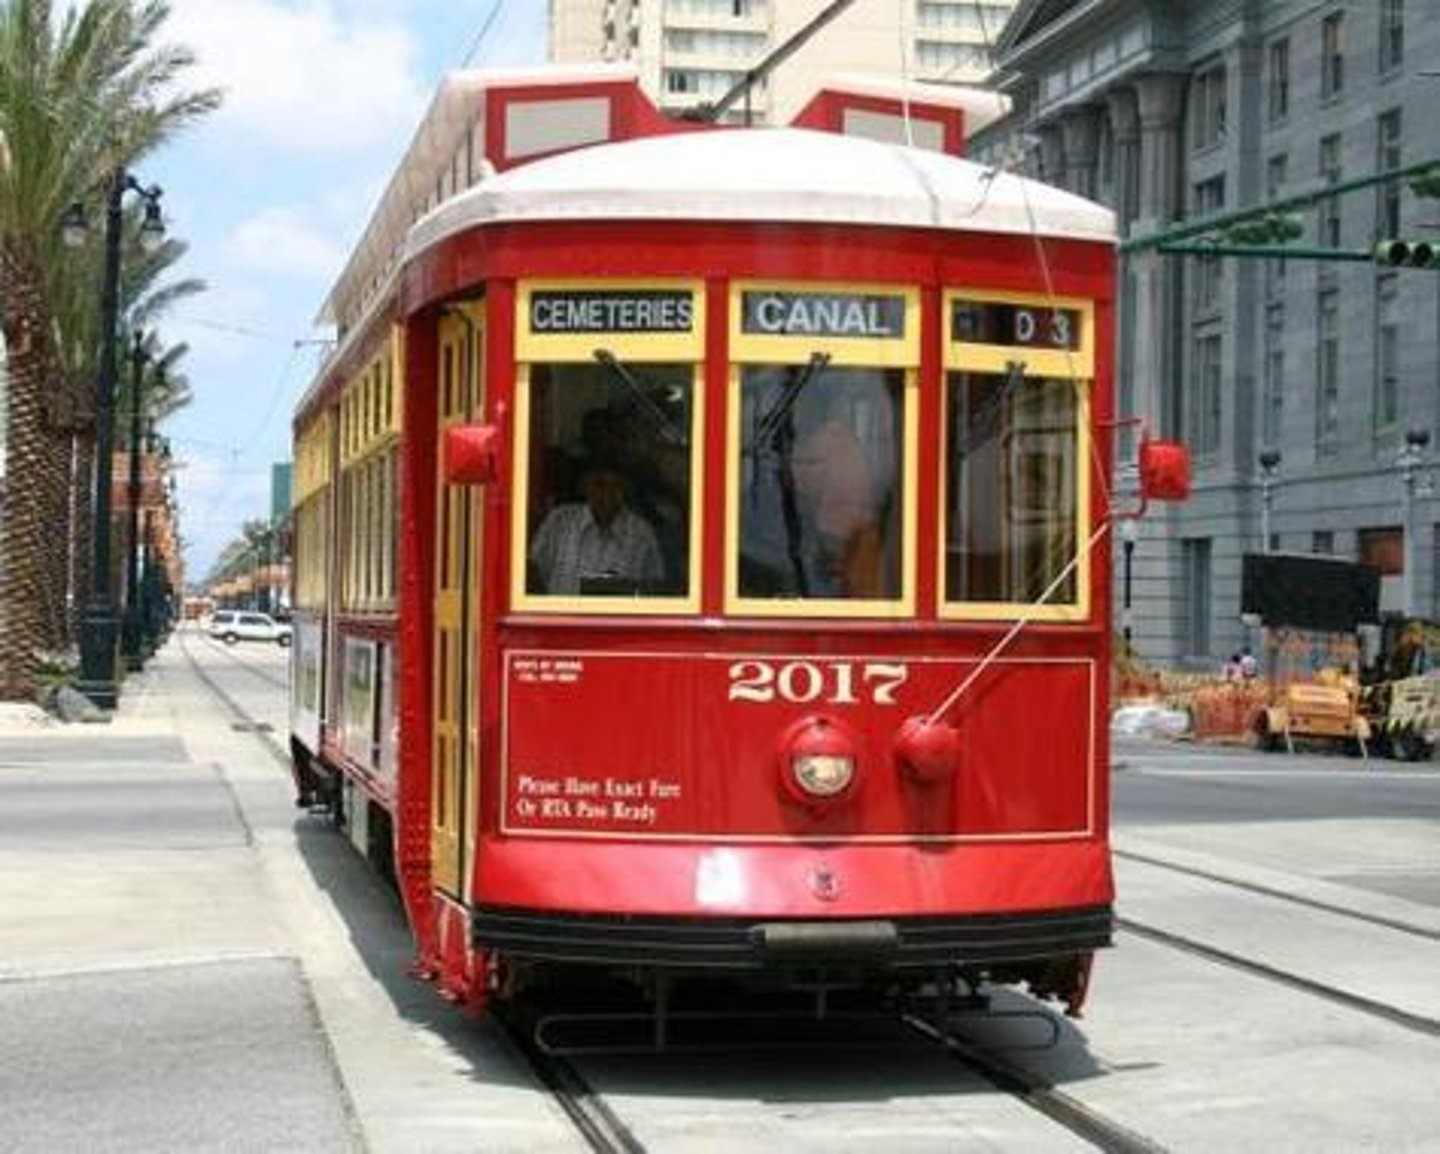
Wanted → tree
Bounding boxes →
[0,0,219,698]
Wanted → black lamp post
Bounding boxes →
[1399,427,1430,617]
[64,170,164,708]
[1119,518,1136,653]
[1258,448,1282,553]
[121,332,148,671]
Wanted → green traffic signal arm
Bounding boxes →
[1154,242,1377,262]
[1121,156,1440,255]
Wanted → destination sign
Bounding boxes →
[952,300,1082,350]
[741,291,907,339]
[529,290,694,334]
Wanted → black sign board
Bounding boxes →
[740,291,907,339]
[1241,552,1381,632]
[952,300,1082,350]
[529,290,694,334]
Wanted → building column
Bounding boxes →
[1060,107,1102,199]
[1107,87,1142,441]
[1035,124,1066,188]
[1105,87,1141,231]
[1125,73,1188,664]
[1131,73,1187,439]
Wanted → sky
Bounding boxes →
[143,0,548,581]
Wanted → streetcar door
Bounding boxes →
[431,305,484,898]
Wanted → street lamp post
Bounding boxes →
[1399,427,1430,617]
[1119,518,1137,653]
[121,332,147,671]
[64,169,164,708]
[1259,448,1282,553]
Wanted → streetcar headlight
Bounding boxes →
[791,752,855,798]
[777,715,860,807]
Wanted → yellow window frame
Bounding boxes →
[939,289,1095,623]
[725,280,920,619]
[511,279,706,616]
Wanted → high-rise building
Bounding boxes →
[549,0,1018,124]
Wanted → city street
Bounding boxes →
[1,635,1439,1151]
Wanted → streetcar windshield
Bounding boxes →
[523,359,693,599]
[945,369,1080,605]
[737,363,904,601]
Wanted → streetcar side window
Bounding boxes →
[945,370,1080,606]
[522,360,694,599]
[737,364,905,602]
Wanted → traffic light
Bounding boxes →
[1221,212,1306,246]
[1374,239,1437,267]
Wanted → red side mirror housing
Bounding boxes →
[444,424,500,486]
[1139,437,1191,502]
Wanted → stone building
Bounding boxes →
[973,0,1440,666]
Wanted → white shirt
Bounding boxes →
[529,503,664,595]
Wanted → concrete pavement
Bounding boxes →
[0,639,583,1153]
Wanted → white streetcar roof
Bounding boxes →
[406,127,1116,261]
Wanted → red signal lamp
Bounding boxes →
[893,716,960,785]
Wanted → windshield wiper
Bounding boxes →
[592,349,685,444]
[955,359,1027,457]
[755,351,830,450]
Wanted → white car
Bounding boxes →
[208,610,293,647]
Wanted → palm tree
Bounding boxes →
[0,0,219,698]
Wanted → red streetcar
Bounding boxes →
[288,67,1186,1025]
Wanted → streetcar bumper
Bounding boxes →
[471,904,1112,971]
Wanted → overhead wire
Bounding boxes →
[460,0,506,68]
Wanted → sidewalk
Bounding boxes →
[0,639,582,1153]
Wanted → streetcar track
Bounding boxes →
[178,631,292,771]
[495,1008,647,1154]
[1117,917,1440,1039]
[902,1014,1166,1154]
[194,631,292,691]
[1115,848,1440,942]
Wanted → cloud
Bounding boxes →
[222,205,346,279]
[166,0,428,155]
[173,450,273,575]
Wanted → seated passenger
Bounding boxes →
[529,457,664,595]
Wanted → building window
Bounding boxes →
[1267,39,1290,123]
[1376,275,1400,432]
[1377,110,1402,240]
[1321,11,1344,99]
[1192,175,1225,311]
[1380,0,1404,73]
[1190,64,1226,151]
[1184,538,1212,657]
[1191,329,1222,456]
[1263,304,1285,446]
[1360,527,1403,575]
[1319,134,1342,248]
[1266,154,1288,294]
[1317,289,1341,446]
[1313,529,1334,555]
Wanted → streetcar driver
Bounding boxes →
[528,455,664,595]
[790,419,886,598]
